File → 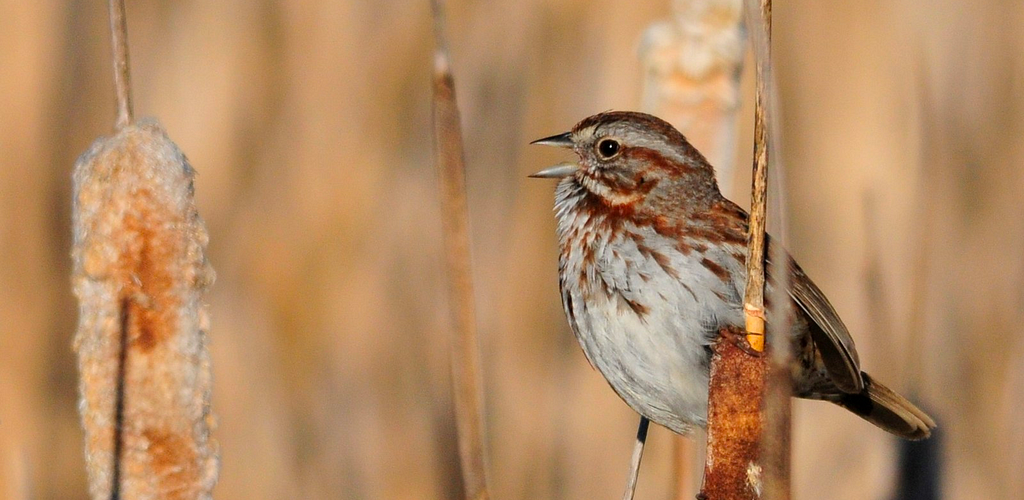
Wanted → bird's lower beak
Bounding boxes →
[529,161,578,179]
[530,131,574,148]
[530,131,576,178]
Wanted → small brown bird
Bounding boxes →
[531,111,935,439]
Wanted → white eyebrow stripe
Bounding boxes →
[576,125,599,139]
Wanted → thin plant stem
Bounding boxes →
[621,417,650,500]
[742,0,771,351]
[670,438,694,500]
[108,0,134,129]
[744,0,792,498]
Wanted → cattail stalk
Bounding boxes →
[73,122,218,500]
[73,2,218,498]
[430,1,491,499]
[700,336,769,499]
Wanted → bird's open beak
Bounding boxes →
[530,132,574,148]
[529,161,578,179]
[530,132,576,178]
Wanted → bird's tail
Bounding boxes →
[833,372,936,440]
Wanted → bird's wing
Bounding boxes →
[708,198,864,393]
[769,241,864,393]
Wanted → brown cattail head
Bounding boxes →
[72,120,217,500]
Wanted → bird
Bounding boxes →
[529,111,935,439]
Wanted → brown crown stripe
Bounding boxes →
[625,147,694,176]
[574,111,688,146]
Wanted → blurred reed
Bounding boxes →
[71,0,218,497]
[431,1,491,499]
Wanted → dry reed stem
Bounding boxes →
[639,0,745,193]
[861,194,897,361]
[430,1,491,499]
[108,0,133,129]
[741,0,770,351]
[758,351,790,500]
[905,139,935,393]
[73,121,218,499]
[670,436,695,500]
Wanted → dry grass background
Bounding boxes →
[1,0,1022,499]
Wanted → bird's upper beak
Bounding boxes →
[530,131,574,148]
[529,131,577,178]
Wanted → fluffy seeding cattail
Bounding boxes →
[640,0,745,194]
[72,121,218,499]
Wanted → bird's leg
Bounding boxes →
[621,416,650,500]
[719,325,765,358]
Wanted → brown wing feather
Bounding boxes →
[712,198,864,393]
[772,243,864,393]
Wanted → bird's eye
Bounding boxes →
[597,139,620,159]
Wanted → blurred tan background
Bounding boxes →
[2,0,1023,499]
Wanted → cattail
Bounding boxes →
[640,0,745,195]
[73,1,218,497]
[72,120,218,499]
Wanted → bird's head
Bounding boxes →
[530,111,719,208]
